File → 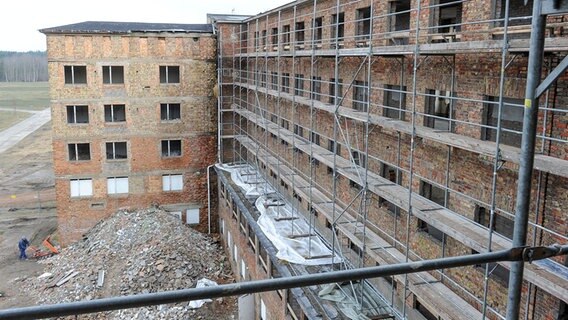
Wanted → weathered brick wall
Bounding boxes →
[47,32,218,246]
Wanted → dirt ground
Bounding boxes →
[0,122,57,309]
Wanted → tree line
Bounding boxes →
[0,51,48,82]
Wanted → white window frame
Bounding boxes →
[186,208,200,224]
[107,177,129,194]
[162,174,183,191]
[70,179,93,197]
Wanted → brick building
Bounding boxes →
[213,1,568,320]
[40,22,218,246]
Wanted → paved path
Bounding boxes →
[0,108,51,154]
[0,107,41,114]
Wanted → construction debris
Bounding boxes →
[21,208,237,319]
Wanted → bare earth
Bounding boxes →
[0,122,57,309]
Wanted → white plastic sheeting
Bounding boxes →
[217,164,341,266]
[188,278,218,309]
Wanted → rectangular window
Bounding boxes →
[107,177,128,194]
[311,76,321,101]
[282,73,290,93]
[356,7,372,45]
[68,143,91,161]
[283,25,291,49]
[295,22,305,48]
[271,72,278,90]
[353,80,369,112]
[313,17,323,44]
[420,180,446,206]
[418,180,445,242]
[352,150,366,168]
[159,66,180,84]
[161,139,182,157]
[310,132,320,145]
[328,139,341,155]
[160,103,181,121]
[66,105,89,124]
[418,219,444,242]
[254,31,259,50]
[162,174,183,191]
[106,141,128,160]
[384,85,406,119]
[389,0,411,32]
[424,89,451,131]
[70,179,93,197]
[102,66,124,84]
[434,0,463,33]
[64,66,87,84]
[104,104,126,123]
[483,97,524,148]
[380,163,400,215]
[271,27,278,47]
[474,205,514,239]
[329,78,343,104]
[293,124,304,138]
[281,119,290,130]
[331,12,345,46]
[294,74,304,96]
[261,30,267,49]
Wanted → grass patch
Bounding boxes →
[0,110,31,131]
[0,82,49,111]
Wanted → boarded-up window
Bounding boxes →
[70,179,93,197]
[162,174,183,191]
[107,177,128,194]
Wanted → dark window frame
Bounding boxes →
[424,89,453,131]
[66,105,89,124]
[104,104,126,123]
[482,96,524,148]
[102,65,125,84]
[68,143,91,161]
[384,84,407,120]
[161,139,182,157]
[105,141,128,160]
[159,65,180,84]
[64,65,87,84]
[160,103,181,121]
[353,80,369,112]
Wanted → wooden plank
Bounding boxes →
[237,137,482,320]
[237,111,568,302]
[235,82,568,178]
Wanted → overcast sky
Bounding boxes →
[3,0,291,52]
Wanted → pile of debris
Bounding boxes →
[21,208,237,319]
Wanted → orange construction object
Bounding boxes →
[42,236,59,254]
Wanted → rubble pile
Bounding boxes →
[21,208,237,319]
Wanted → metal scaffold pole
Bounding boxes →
[505,2,546,319]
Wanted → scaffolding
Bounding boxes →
[217,0,568,319]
